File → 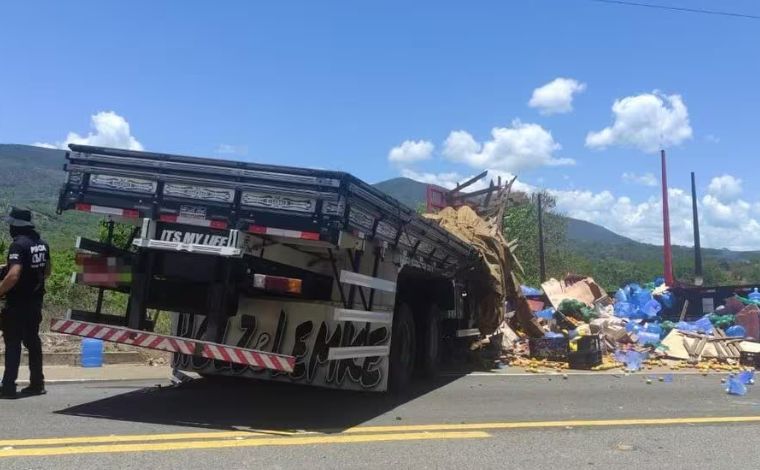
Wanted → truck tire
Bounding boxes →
[389,304,416,393]
[419,305,441,378]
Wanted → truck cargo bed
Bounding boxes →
[59,144,476,273]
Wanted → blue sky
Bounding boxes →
[1,1,759,249]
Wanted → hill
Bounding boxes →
[0,144,98,247]
[565,217,636,245]
[373,177,428,210]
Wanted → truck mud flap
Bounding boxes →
[50,319,295,373]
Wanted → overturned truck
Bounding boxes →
[53,144,528,391]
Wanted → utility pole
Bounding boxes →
[537,193,546,283]
[661,150,674,285]
[691,172,703,286]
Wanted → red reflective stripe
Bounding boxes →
[300,231,321,240]
[161,214,228,229]
[217,346,232,362]
[75,203,137,218]
[210,220,228,229]
[51,319,294,372]
[248,225,267,235]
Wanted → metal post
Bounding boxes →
[537,193,546,283]
[691,172,703,285]
[94,220,114,315]
[661,150,674,286]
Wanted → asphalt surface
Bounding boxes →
[2,371,760,469]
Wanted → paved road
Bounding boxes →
[2,371,759,469]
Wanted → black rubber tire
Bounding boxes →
[419,305,441,378]
[388,304,416,393]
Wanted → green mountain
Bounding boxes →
[373,177,428,210]
[0,144,98,247]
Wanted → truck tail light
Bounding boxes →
[253,274,302,294]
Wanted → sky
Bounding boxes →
[1,1,759,249]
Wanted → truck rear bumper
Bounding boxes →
[50,319,295,373]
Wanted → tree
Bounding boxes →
[98,220,135,248]
[503,191,574,287]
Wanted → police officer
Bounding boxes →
[0,208,50,399]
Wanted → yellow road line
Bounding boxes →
[4,414,760,453]
[0,431,293,448]
[340,415,760,434]
[0,431,490,458]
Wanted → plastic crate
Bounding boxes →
[574,335,601,354]
[529,337,569,361]
[568,350,603,370]
[740,351,760,368]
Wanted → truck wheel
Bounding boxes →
[389,304,416,392]
[419,306,441,378]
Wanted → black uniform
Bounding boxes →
[1,231,49,393]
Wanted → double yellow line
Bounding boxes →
[0,429,488,458]
[4,415,760,458]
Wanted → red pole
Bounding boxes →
[661,149,674,285]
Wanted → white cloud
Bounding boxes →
[551,184,760,250]
[442,120,574,173]
[388,140,434,163]
[34,111,143,151]
[622,172,658,187]
[31,142,57,149]
[701,195,750,228]
[707,174,742,202]
[586,92,692,153]
[704,134,720,144]
[528,78,587,115]
[215,144,248,156]
[400,169,462,189]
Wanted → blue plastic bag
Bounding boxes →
[694,315,714,334]
[658,292,674,309]
[536,308,555,320]
[645,322,663,336]
[544,331,564,339]
[738,370,755,385]
[637,331,660,346]
[521,285,543,296]
[614,349,628,363]
[634,290,653,309]
[654,276,665,287]
[615,289,628,303]
[642,299,662,319]
[614,301,635,318]
[624,351,643,371]
[727,377,748,396]
[726,325,747,337]
[675,320,698,332]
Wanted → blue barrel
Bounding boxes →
[81,338,104,368]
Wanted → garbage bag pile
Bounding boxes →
[498,276,760,373]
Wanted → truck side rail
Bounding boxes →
[59,144,476,273]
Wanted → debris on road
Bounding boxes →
[489,276,760,382]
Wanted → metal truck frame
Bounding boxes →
[54,144,489,392]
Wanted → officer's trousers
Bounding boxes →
[1,298,44,391]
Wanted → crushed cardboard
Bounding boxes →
[541,277,608,310]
